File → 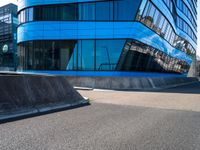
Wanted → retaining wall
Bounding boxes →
[66,76,199,90]
[0,74,87,122]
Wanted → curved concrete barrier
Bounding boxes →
[0,74,88,122]
[66,76,199,90]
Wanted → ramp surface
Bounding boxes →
[0,73,88,122]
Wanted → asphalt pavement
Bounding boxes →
[0,82,200,150]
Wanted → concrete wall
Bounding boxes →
[196,60,200,77]
[66,76,199,90]
[188,55,197,77]
[0,74,86,116]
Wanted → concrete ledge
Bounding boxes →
[0,74,88,123]
[66,76,199,90]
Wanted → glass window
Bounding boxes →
[18,12,21,24]
[114,0,139,20]
[153,9,159,25]
[148,4,155,18]
[21,10,25,23]
[27,41,33,69]
[33,40,43,70]
[169,31,175,45]
[28,8,33,21]
[165,26,172,42]
[79,40,95,70]
[96,2,111,20]
[157,15,164,33]
[79,3,95,20]
[161,19,167,37]
[34,6,43,20]
[96,40,125,71]
[59,5,67,20]
[142,1,150,19]
[59,40,76,70]
[67,43,78,70]
[43,5,58,21]
[66,4,78,20]
[19,40,77,70]
[25,9,29,22]
[18,39,191,73]
[152,9,159,31]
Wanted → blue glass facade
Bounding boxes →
[17,0,197,76]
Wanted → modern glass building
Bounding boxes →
[17,0,197,76]
[0,3,18,70]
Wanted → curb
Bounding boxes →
[0,100,89,124]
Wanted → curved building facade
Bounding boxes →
[17,0,197,76]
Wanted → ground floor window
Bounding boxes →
[18,39,126,71]
[17,39,190,74]
[18,40,76,70]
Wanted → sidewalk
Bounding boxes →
[78,82,200,112]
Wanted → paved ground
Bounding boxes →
[79,82,200,112]
[0,82,200,150]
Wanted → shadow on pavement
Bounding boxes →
[121,82,200,95]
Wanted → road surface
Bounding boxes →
[0,82,200,150]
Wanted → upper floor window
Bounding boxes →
[137,0,196,56]
[18,0,141,23]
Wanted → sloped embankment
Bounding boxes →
[0,74,88,122]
